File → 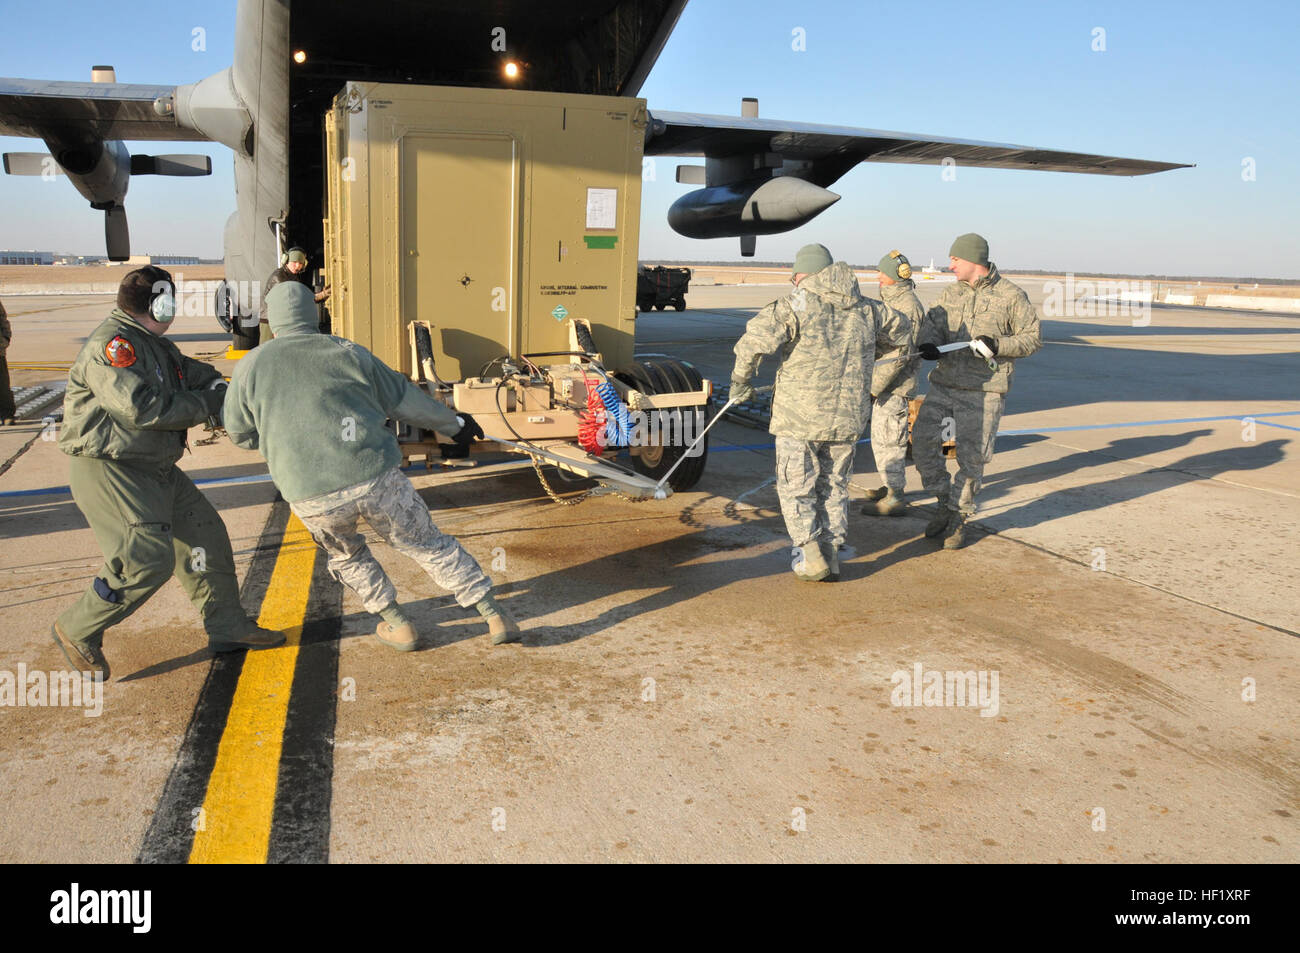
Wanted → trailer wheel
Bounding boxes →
[614,358,709,491]
[673,297,686,311]
[653,302,665,311]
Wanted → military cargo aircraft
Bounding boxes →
[1,0,1187,311]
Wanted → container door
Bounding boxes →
[401,133,518,381]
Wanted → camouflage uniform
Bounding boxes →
[774,437,857,549]
[290,467,492,611]
[913,263,1041,516]
[869,280,924,493]
[732,262,912,549]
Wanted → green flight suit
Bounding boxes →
[56,308,249,648]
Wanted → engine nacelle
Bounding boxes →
[46,137,131,210]
[667,174,840,239]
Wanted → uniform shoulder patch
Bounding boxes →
[105,335,137,368]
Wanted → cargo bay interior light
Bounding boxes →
[503,61,519,79]
[293,50,307,64]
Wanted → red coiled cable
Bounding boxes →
[577,373,607,454]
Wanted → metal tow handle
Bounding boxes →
[652,397,737,498]
[874,340,996,371]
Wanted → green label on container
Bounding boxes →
[583,235,618,249]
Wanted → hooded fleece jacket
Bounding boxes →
[732,261,912,442]
[223,282,461,502]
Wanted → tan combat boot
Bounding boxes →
[821,542,841,582]
[488,609,523,645]
[793,544,831,582]
[51,622,110,682]
[376,621,418,652]
[943,513,969,550]
[863,489,907,517]
[925,504,953,538]
[477,595,523,645]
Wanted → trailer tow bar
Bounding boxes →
[651,396,738,499]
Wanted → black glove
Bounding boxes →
[202,387,226,418]
[918,342,941,361]
[440,441,469,459]
[203,400,223,431]
[452,412,484,445]
[975,334,999,356]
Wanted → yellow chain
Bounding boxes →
[529,456,652,505]
[531,456,593,506]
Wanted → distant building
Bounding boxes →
[119,254,202,266]
[0,250,55,265]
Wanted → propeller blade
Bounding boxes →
[3,152,62,176]
[130,154,212,176]
[105,205,130,261]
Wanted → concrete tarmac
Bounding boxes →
[0,282,1296,863]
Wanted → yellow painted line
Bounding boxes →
[189,512,317,864]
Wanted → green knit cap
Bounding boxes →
[286,247,308,264]
[792,243,833,277]
[877,250,912,282]
[949,233,989,267]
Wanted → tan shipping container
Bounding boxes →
[323,82,646,381]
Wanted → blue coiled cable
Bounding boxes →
[596,380,632,447]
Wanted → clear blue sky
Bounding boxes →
[2,0,1297,276]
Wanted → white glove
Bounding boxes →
[968,338,998,370]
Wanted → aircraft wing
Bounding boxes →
[0,77,204,142]
[644,110,1191,181]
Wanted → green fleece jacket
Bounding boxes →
[223,282,460,503]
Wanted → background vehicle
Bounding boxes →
[637,265,692,312]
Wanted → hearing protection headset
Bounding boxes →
[889,250,912,281]
[147,274,176,322]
